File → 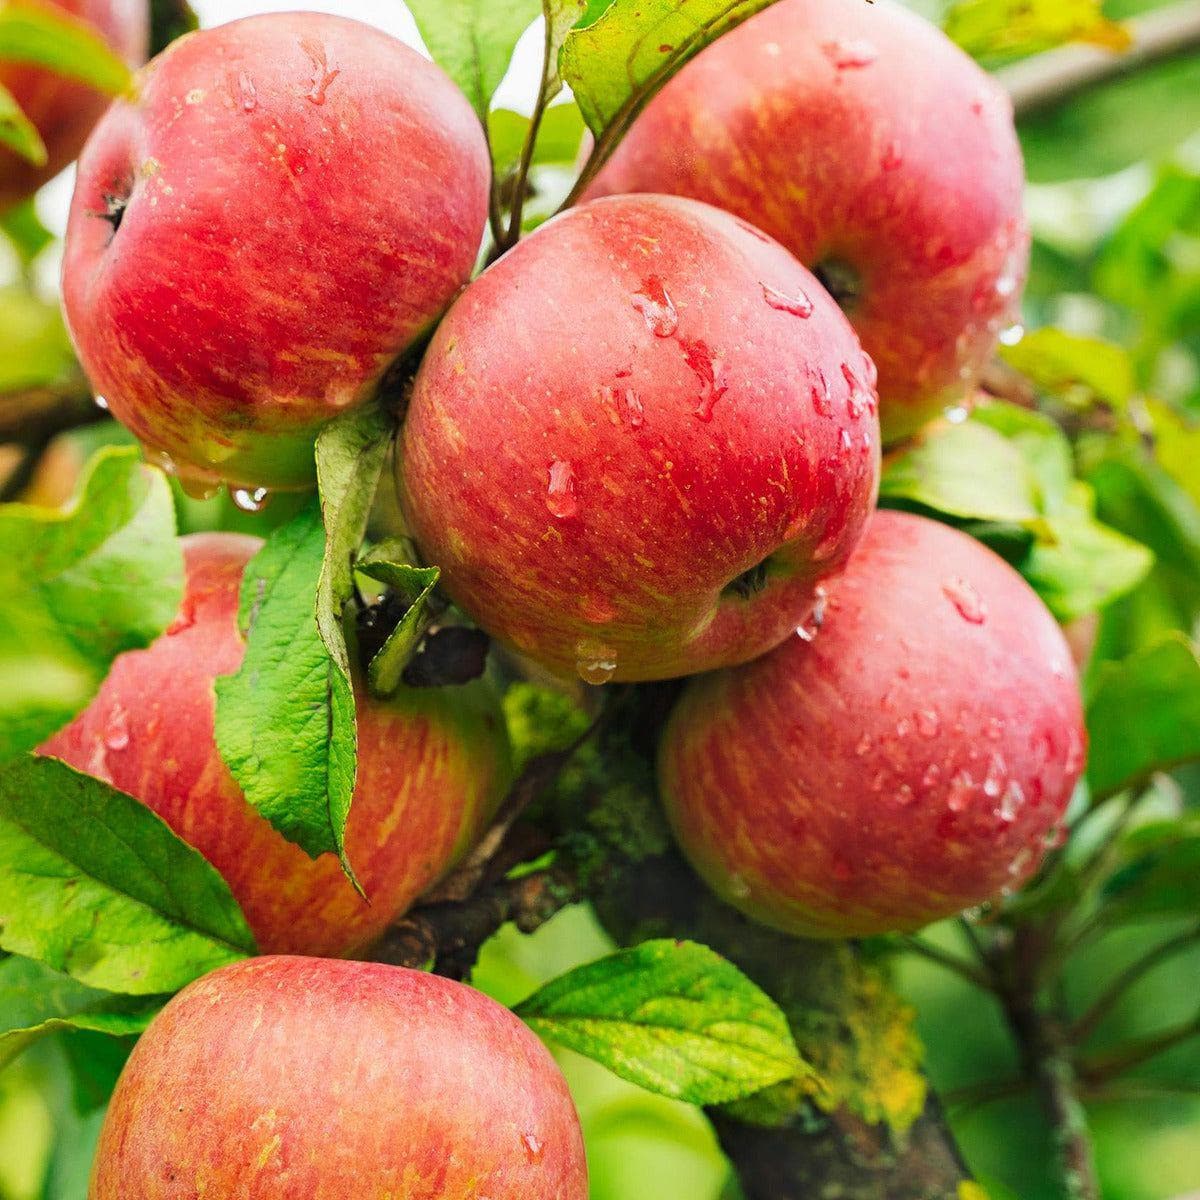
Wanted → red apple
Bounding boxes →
[398,194,880,684]
[61,12,490,494]
[659,510,1086,937]
[90,956,588,1199]
[40,533,512,957]
[0,0,148,212]
[584,0,1028,445]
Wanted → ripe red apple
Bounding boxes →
[398,194,881,684]
[40,533,511,957]
[658,510,1086,938]
[0,0,148,212]
[584,0,1028,445]
[61,12,490,495]
[90,956,588,1199]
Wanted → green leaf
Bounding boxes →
[516,939,806,1105]
[0,956,158,1071]
[406,0,540,122]
[0,0,133,94]
[971,402,1074,513]
[0,756,255,994]
[356,543,440,696]
[561,0,776,141]
[1017,50,1200,183]
[0,285,73,391]
[944,0,1129,60]
[0,197,54,264]
[488,101,586,176]
[1086,633,1200,798]
[213,502,352,864]
[0,79,45,165]
[149,0,198,55]
[1099,815,1200,922]
[0,448,183,759]
[1000,328,1137,410]
[880,420,1041,525]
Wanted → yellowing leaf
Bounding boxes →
[945,0,1131,60]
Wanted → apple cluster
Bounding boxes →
[15,0,1088,1194]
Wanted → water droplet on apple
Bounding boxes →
[795,585,828,642]
[999,322,1024,347]
[942,576,988,624]
[1065,728,1085,776]
[94,394,110,411]
[230,486,271,513]
[870,770,886,793]
[947,770,973,813]
[103,705,130,751]
[855,733,872,757]
[1007,846,1034,880]
[822,38,879,69]
[841,361,871,419]
[996,780,1024,823]
[922,762,942,790]
[545,459,578,520]
[894,783,915,808]
[238,71,258,112]
[811,369,833,417]
[575,638,617,685]
[761,281,813,318]
[916,710,940,738]
[882,140,904,171]
[623,387,645,429]
[681,339,728,421]
[300,37,340,105]
[983,753,1006,799]
[521,1132,544,1164]
[944,403,970,425]
[631,276,678,337]
[178,475,221,501]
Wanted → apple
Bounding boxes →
[584,0,1028,445]
[61,12,490,495]
[40,532,512,957]
[0,0,149,212]
[658,510,1086,938]
[90,956,589,1199]
[397,193,881,684]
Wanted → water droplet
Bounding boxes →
[575,638,617,685]
[860,351,879,392]
[998,322,1024,347]
[894,783,915,808]
[894,717,912,740]
[841,362,871,419]
[94,394,109,411]
[870,770,887,793]
[882,140,904,171]
[855,733,872,757]
[238,70,257,111]
[996,780,1024,823]
[822,38,879,68]
[521,1133,544,1164]
[947,770,973,813]
[839,428,853,453]
[632,276,678,337]
[944,403,970,425]
[103,705,130,751]
[922,762,942,790]
[811,369,833,417]
[1065,728,1085,776]
[300,36,340,105]
[681,340,728,421]
[185,88,205,105]
[1007,847,1033,879]
[916,710,940,738]
[983,753,1006,799]
[230,486,271,513]
[623,388,645,429]
[1043,823,1067,850]
[795,585,828,643]
[179,475,220,501]
[942,576,988,624]
[761,281,813,318]
[986,717,1004,742]
[545,460,578,520]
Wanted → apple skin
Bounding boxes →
[40,533,512,957]
[90,956,589,1199]
[0,0,149,212]
[584,0,1028,446]
[658,510,1086,938]
[61,12,490,493]
[398,194,881,684]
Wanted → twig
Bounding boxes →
[1071,925,1200,1045]
[0,376,100,444]
[943,1075,1032,1113]
[0,431,52,502]
[899,935,996,991]
[1080,1013,1200,1084]
[1002,0,1200,118]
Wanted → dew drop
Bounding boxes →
[942,576,988,624]
[575,638,617,685]
[922,762,942,790]
[1007,846,1034,879]
[983,753,1006,799]
[822,38,879,69]
[179,475,220,501]
[230,486,271,513]
[811,369,833,417]
[996,779,1024,823]
[947,770,973,813]
[894,783,916,808]
[761,281,813,318]
[94,394,110,411]
[238,70,258,111]
[894,717,912,740]
[944,403,970,425]
[623,388,645,429]
[681,340,728,421]
[999,322,1024,347]
[300,37,340,105]
[545,459,578,520]
[521,1133,544,1165]
[855,733,873,757]
[103,705,130,751]
[870,771,887,793]
[632,276,678,337]
[916,709,940,738]
[841,362,870,419]
[795,585,828,643]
